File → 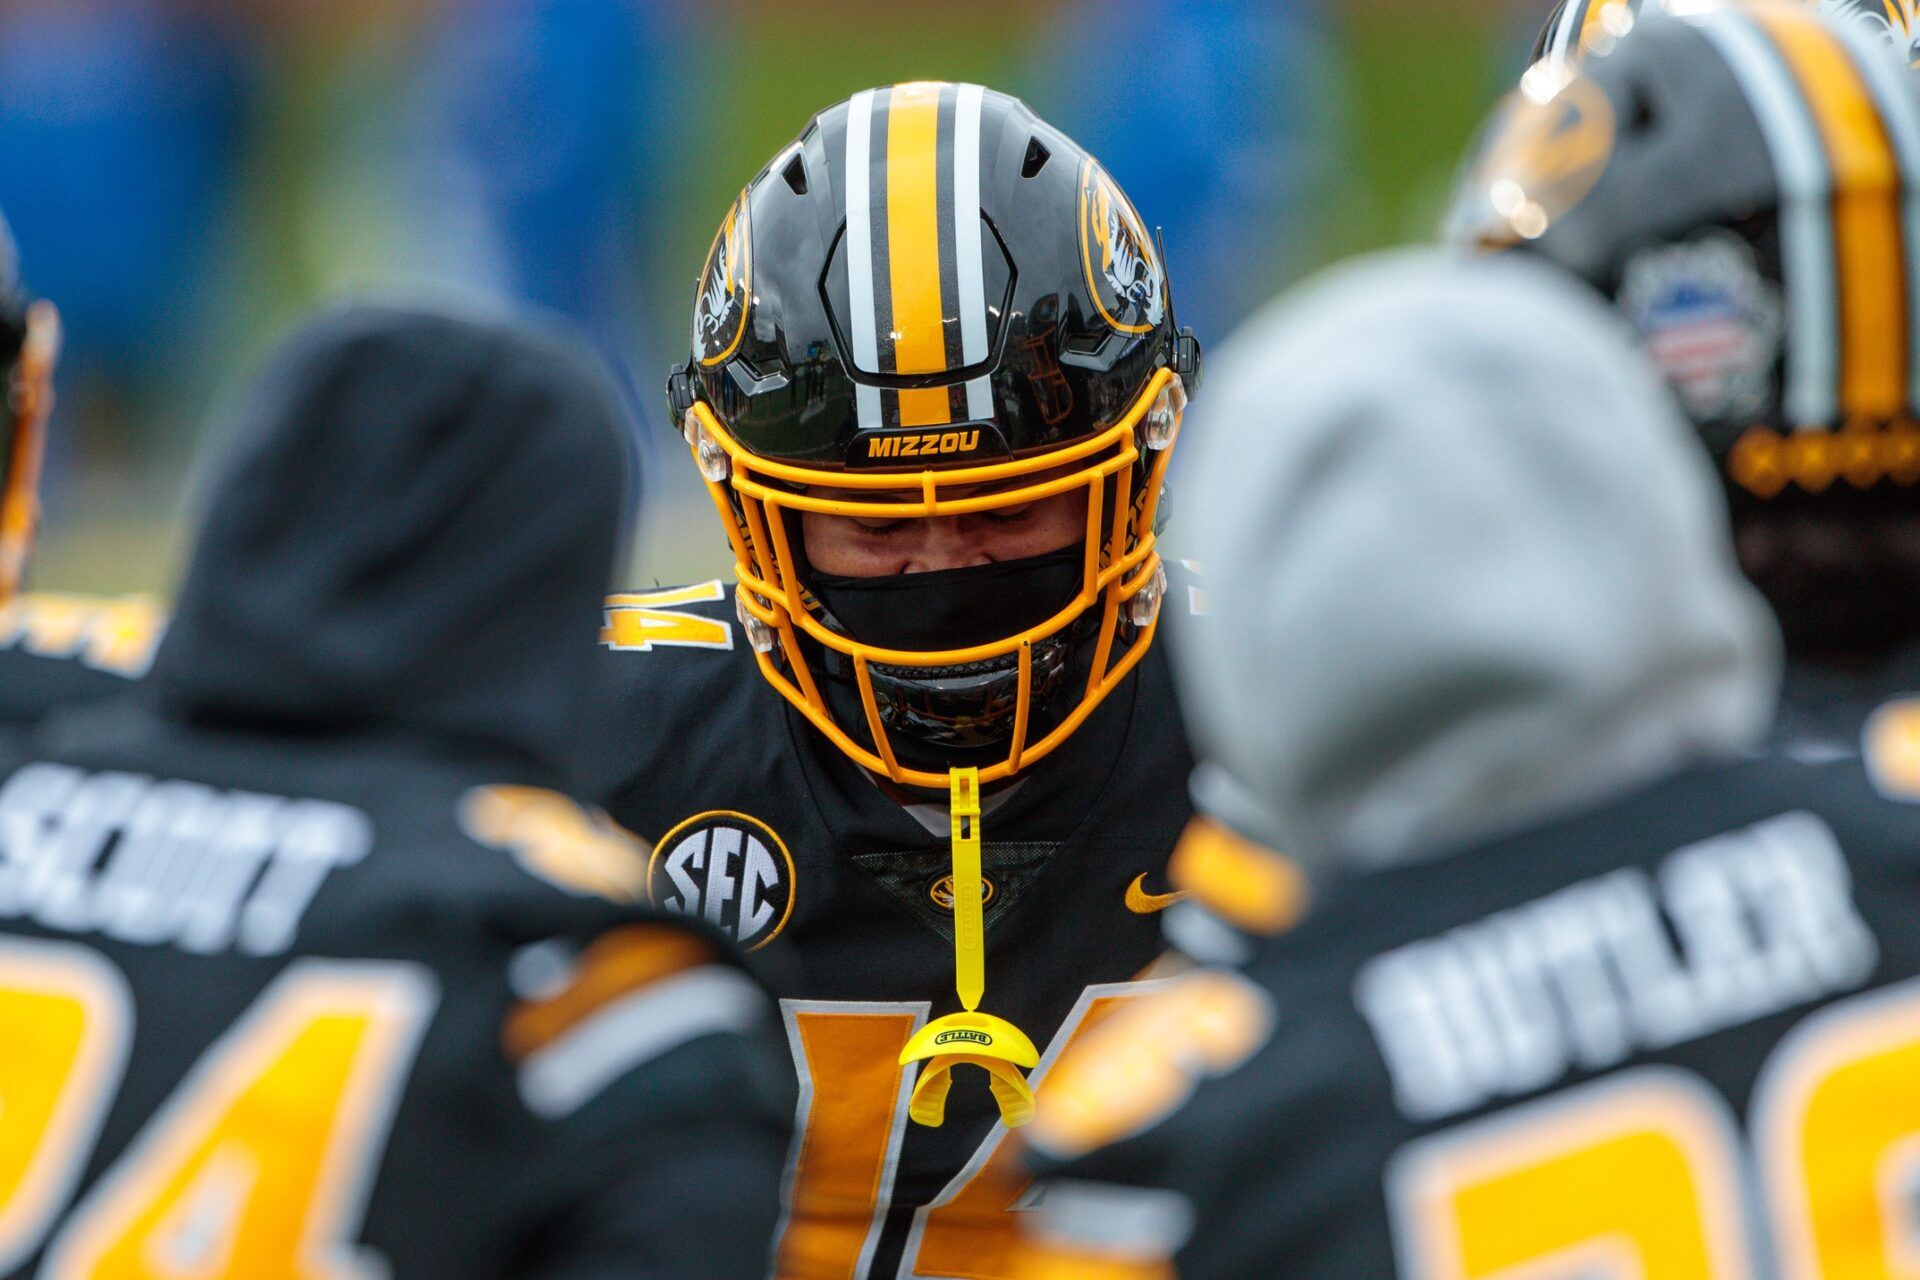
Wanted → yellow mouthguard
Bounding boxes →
[897,768,1040,1128]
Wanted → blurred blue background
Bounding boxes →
[0,0,1541,593]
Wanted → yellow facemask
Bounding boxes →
[684,366,1186,789]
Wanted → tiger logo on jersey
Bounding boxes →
[1078,160,1166,336]
[694,191,752,367]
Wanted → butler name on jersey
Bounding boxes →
[592,82,1203,1280]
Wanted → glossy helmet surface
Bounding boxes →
[1453,1,1920,500]
[669,82,1199,788]
[0,213,57,604]
[1533,0,1918,68]
[1531,0,1650,67]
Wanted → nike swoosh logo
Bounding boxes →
[1125,873,1192,915]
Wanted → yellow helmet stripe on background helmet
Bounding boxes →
[1752,4,1908,421]
[1826,5,1920,414]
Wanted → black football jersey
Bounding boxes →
[0,704,794,1280]
[589,576,1200,1280]
[0,593,164,749]
[1020,716,1920,1279]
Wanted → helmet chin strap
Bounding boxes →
[896,767,1040,1127]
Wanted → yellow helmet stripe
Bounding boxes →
[1756,4,1908,421]
[1697,11,1840,426]
[885,81,955,427]
[1580,0,1626,42]
[1832,11,1920,415]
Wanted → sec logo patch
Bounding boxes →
[647,811,795,951]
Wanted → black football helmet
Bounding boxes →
[1816,0,1920,64]
[1531,0,1648,67]
[1454,1,1920,488]
[667,83,1200,788]
[1532,0,1919,69]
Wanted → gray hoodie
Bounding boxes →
[1176,249,1781,880]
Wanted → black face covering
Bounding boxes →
[806,546,1094,761]
[807,545,1085,652]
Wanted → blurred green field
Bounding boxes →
[29,0,1532,600]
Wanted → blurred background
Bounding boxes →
[8,0,1547,595]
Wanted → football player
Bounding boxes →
[1022,4,1920,1275]
[590,83,1202,1280]
[0,302,792,1279]
[0,208,165,743]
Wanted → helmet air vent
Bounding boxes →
[1021,137,1051,179]
[782,152,809,196]
[1626,82,1656,135]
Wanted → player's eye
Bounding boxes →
[984,504,1035,525]
[851,517,910,535]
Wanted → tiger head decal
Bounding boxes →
[1078,160,1166,336]
[1815,0,1920,64]
[694,191,753,367]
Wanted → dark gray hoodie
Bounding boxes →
[1176,249,1782,878]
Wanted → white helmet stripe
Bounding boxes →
[1546,0,1590,65]
[1697,11,1841,428]
[952,82,994,421]
[844,88,883,430]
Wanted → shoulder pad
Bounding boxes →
[586,579,784,799]
[460,784,651,904]
[1863,694,1920,804]
[1026,968,1272,1162]
[0,591,169,677]
[600,581,737,656]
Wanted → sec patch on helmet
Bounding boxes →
[646,810,795,951]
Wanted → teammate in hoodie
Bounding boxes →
[0,303,792,1280]
[588,84,1203,1280]
[1008,244,1920,1277]
[0,208,164,741]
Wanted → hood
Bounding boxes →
[1177,249,1781,878]
[150,300,630,781]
